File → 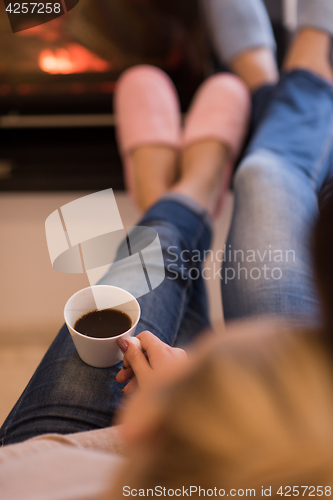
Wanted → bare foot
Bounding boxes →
[283,28,333,83]
[170,139,229,214]
[230,47,279,93]
[130,145,179,212]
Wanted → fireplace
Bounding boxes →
[0,0,208,190]
[0,0,287,191]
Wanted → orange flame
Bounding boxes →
[39,44,111,74]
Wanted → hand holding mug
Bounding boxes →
[115,331,187,394]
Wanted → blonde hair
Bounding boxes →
[109,323,333,498]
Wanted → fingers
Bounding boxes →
[136,330,165,352]
[116,332,188,393]
[122,376,139,395]
[122,357,131,369]
[115,364,134,383]
[117,337,151,386]
[122,356,134,375]
[137,331,187,367]
[115,350,135,383]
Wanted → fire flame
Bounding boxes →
[39,44,111,74]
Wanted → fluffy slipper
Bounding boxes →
[183,73,251,217]
[114,65,181,205]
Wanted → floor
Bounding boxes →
[0,191,233,426]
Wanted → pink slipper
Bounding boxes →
[114,65,181,205]
[183,73,251,217]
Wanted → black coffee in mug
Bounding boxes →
[74,308,132,338]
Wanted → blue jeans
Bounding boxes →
[2,69,332,446]
[0,199,212,446]
[222,70,333,326]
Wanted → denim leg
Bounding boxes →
[0,199,211,446]
[222,70,333,325]
[250,83,277,135]
[173,266,211,347]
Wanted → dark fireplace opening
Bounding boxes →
[0,0,288,191]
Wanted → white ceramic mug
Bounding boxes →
[64,285,141,368]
